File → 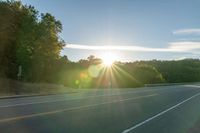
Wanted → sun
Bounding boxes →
[101,52,117,67]
[103,58,114,66]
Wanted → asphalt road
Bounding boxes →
[0,85,200,133]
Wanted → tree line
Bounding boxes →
[0,1,200,89]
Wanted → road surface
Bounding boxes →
[0,85,200,133]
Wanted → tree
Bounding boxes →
[0,1,65,83]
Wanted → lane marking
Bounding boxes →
[0,91,158,108]
[0,86,187,108]
[121,91,200,133]
[184,85,200,88]
[0,94,157,123]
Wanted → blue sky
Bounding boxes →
[21,0,200,61]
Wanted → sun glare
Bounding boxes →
[101,52,117,67]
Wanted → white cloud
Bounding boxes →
[168,41,200,51]
[65,43,174,52]
[173,28,200,35]
[65,42,200,54]
[168,41,200,55]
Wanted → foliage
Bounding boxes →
[0,0,65,82]
[1,1,200,90]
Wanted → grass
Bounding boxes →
[0,78,75,97]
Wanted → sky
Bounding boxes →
[21,0,200,61]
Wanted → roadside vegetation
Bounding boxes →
[0,1,200,94]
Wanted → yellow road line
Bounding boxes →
[0,94,158,123]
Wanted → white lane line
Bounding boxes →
[121,91,200,133]
[0,94,158,123]
[0,87,174,108]
[183,85,200,88]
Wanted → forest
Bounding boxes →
[1,1,200,89]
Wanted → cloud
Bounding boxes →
[65,43,175,52]
[173,28,200,35]
[65,42,200,54]
[168,41,200,55]
[168,41,200,51]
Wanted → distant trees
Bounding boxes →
[55,56,165,88]
[145,59,200,83]
[67,58,200,88]
[125,63,165,84]
[111,62,165,88]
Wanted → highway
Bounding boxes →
[0,85,200,133]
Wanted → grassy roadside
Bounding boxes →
[0,78,75,97]
[1,78,199,98]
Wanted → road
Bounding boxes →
[0,85,200,133]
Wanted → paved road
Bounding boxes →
[0,85,200,133]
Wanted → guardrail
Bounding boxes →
[145,82,200,87]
